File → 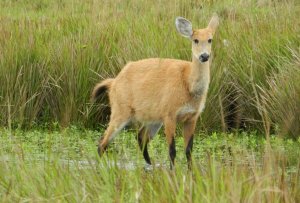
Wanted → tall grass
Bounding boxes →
[0,0,299,136]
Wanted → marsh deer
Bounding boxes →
[92,15,219,169]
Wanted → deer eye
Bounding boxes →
[208,39,212,43]
[193,39,199,44]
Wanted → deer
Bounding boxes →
[92,14,219,169]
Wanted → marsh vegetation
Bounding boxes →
[0,0,299,202]
[1,128,300,202]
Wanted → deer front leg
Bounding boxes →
[183,118,197,169]
[164,117,177,170]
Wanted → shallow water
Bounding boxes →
[0,154,166,171]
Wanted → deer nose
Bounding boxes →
[199,53,210,62]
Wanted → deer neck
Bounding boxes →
[188,55,210,97]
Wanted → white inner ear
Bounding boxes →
[175,17,193,38]
[208,14,219,33]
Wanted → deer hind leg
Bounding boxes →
[98,113,131,156]
[137,123,162,165]
[183,117,197,169]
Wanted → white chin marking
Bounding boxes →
[199,60,208,64]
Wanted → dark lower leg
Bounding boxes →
[169,137,176,169]
[164,117,176,170]
[185,135,194,169]
[183,118,197,169]
[137,127,151,164]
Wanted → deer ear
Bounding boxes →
[208,14,219,34]
[175,17,193,38]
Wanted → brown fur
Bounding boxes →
[93,15,219,168]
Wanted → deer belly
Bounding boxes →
[176,104,198,122]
